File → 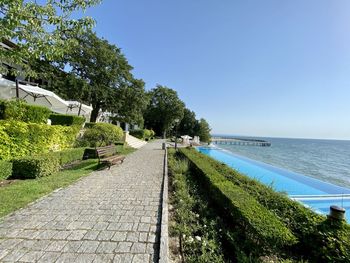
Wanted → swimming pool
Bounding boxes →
[197,146,350,221]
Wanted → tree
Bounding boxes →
[0,0,100,77]
[196,118,211,143]
[66,31,134,122]
[113,79,149,126]
[144,85,185,138]
[177,108,198,137]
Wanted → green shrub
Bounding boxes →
[57,148,85,165]
[184,148,350,262]
[179,148,297,255]
[84,122,96,128]
[79,123,124,147]
[129,129,153,140]
[50,114,85,126]
[12,154,60,179]
[0,160,12,180]
[0,99,51,124]
[0,120,80,161]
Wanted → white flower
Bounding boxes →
[195,213,200,218]
[182,234,186,239]
[188,236,194,243]
[195,236,201,241]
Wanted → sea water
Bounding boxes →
[213,136,350,188]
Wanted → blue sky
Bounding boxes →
[81,0,350,140]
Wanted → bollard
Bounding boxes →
[162,142,166,150]
[329,205,346,220]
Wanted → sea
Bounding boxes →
[211,136,350,189]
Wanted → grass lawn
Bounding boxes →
[0,146,136,218]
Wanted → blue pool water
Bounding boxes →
[197,146,350,221]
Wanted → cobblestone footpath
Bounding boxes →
[0,140,165,263]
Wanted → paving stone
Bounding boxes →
[77,241,100,253]
[114,241,132,253]
[130,242,147,253]
[20,250,45,262]
[0,140,164,261]
[132,253,150,263]
[75,253,96,263]
[56,253,78,263]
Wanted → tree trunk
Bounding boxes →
[90,106,100,122]
[163,130,166,139]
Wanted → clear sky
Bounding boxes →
[81,0,350,140]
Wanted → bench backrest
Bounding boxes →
[96,145,117,159]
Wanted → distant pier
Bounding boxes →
[211,137,271,147]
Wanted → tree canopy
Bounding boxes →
[0,0,100,77]
[144,85,185,138]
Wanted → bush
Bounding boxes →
[12,154,60,179]
[184,148,350,262]
[84,122,96,128]
[0,160,12,180]
[0,99,51,124]
[129,129,154,140]
[179,148,297,255]
[57,148,85,165]
[0,120,80,161]
[49,114,85,126]
[79,123,124,147]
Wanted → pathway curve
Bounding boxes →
[0,140,165,263]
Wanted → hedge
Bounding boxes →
[50,114,85,126]
[12,154,60,179]
[179,148,297,254]
[0,160,12,180]
[56,148,86,165]
[129,129,155,140]
[0,99,51,124]
[183,148,350,262]
[79,123,124,147]
[0,120,80,161]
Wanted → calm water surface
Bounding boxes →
[213,136,350,188]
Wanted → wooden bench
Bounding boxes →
[96,145,125,169]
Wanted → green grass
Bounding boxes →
[116,145,136,155]
[0,159,99,218]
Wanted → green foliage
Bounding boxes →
[79,123,124,147]
[144,85,185,137]
[0,120,79,161]
[177,108,198,137]
[179,148,297,256]
[0,160,12,180]
[129,129,154,140]
[0,100,51,124]
[12,155,60,179]
[50,114,85,126]
[0,0,100,77]
[168,150,227,262]
[196,118,211,143]
[183,148,350,262]
[84,122,96,129]
[56,148,86,166]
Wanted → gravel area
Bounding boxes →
[0,140,165,263]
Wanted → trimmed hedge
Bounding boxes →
[56,148,85,165]
[179,148,297,254]
[0,160,12,180]
[183,148,350,262]
[79,123,124,147]
[50,114,85,126]
[0,120,80,161]
[0,99,51,124]
[129,129,154,140]
[12,154,60,179]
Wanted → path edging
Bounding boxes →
[159,145,169,263]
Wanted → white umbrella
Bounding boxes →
[0,77,69,113]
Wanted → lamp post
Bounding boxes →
[174,118,180,150]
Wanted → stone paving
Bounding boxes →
[0,140,165,263]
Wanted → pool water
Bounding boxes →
[197,146,350,221]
